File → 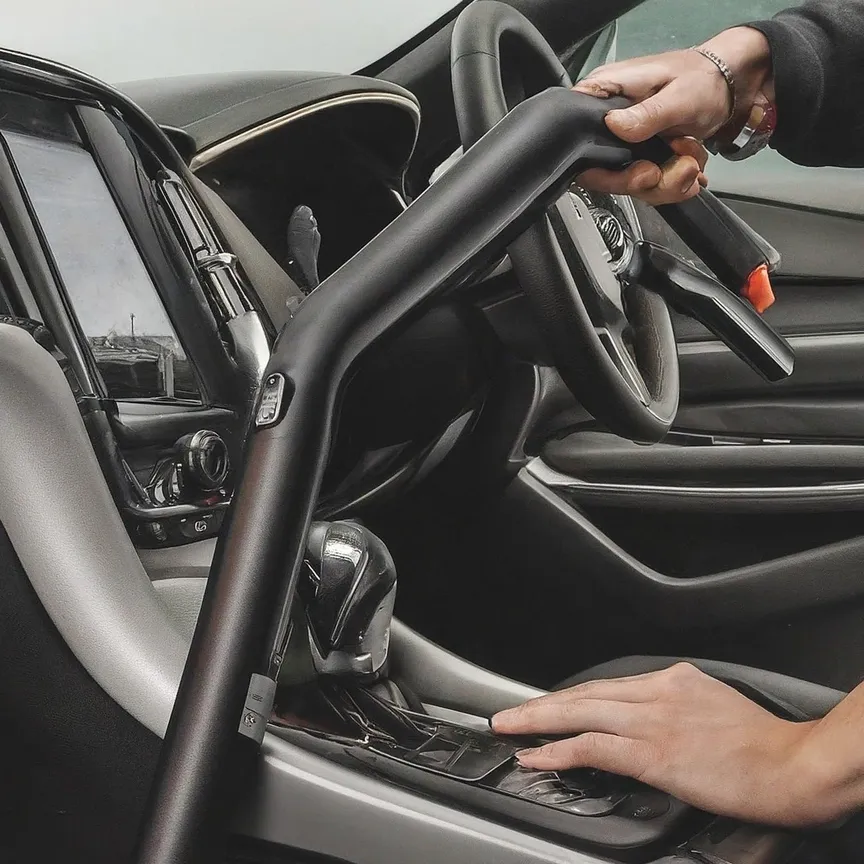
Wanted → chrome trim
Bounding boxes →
[225,310,270,385]
[124,500,231,521]
[613,192,644,242]
[679,331,864,355]
[422,705,492,732]
[190,92,421,171]
[198,252,238,318]
[391,188,409,211]
[526,456,864,512]
[507,365,543,466]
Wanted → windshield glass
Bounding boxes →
[1,0,457,83]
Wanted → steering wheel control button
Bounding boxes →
[256,373,287,428]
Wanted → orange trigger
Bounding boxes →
[742,264,775,314]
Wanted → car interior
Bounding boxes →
[1,1,863,863]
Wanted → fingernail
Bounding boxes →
[516,748,538,763]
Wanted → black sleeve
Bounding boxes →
[747,1,864,167]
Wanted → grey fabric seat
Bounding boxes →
[559,656,846,721]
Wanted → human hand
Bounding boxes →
[575,26,774,204]
[492,663,849,826]
[578,136,708,206]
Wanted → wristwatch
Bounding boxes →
[711,99,777,161]
[691,46,777,161]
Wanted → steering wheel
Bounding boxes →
[452,1,679,443]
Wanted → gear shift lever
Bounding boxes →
[302,521,397,680]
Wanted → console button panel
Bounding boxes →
[369,715,673,820]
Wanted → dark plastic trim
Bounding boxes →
[542,434,864,484]
[113,404,237,449]
[679,333,864,399]
[510,470,864,626]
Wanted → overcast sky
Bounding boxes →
[1,0,456,83]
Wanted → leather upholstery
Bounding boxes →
[451,0,571,150]
[559,655,845,721]
[153,577,207,643]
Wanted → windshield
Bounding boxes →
[1,0,457,83]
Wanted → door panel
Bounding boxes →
[720,199,864,281]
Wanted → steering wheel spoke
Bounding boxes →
[595,325,652,407]
[549,192,627,324]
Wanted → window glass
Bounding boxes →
[3,127,201,401]
[616,0,788,58]
[612,0,864,216]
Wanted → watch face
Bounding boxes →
[723,99,777,162]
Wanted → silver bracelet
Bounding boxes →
[690,46,736,121]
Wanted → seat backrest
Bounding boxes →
[0,322,189,738]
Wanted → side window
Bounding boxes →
[608,0,864,216]
[2,122,201,402]
[615,0,788,59]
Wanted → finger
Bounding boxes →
[492,698,645,736]
[493,674,668,731]
[668,136,709,172]
[575,60,671,102]
[511,670,669,710]
[577,161,661,196]
[515,732,651,778]
[638,154,702,205]
[604,78,704,143]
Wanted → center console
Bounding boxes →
[267,520,803,864]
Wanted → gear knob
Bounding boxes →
[303,521,397,679]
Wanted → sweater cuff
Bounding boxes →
[744,18,824,163]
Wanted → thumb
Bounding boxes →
[605,85,695,143]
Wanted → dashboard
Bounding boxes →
[0,66,489,551]
[125,72,420,283]
[0,54,691,557]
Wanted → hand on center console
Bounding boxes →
[492,662,854,827]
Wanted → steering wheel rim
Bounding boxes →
[451,0,680,443]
